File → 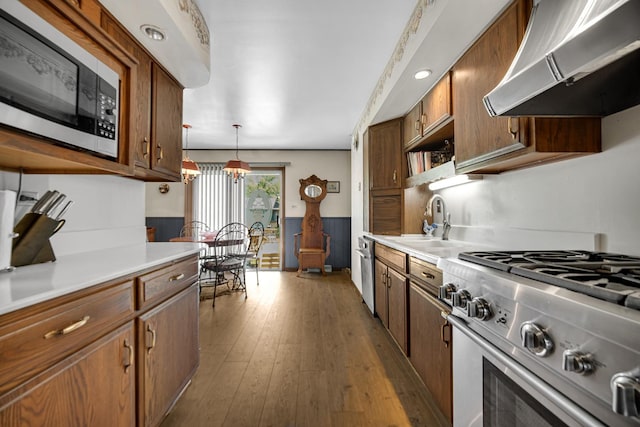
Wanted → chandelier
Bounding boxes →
[223,124,251,182]
[181,123,200,184]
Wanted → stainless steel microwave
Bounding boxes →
[0,1,119,159]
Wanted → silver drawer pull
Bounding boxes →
[44,315,90,339]
[169,273,185,282]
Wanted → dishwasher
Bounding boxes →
[356,236,375,315]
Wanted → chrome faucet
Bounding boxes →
[425,194,451,240]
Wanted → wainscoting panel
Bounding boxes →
[146,217,184,242]
[284,217,351,271]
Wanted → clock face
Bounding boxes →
[304,184,323,198]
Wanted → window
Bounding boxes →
[192,163,245,230]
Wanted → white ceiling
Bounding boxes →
[104,0,512,151]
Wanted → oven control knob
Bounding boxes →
[452,290,471,309]
[520,321,553,357]
[562,349,593,374]
[467,297,491,320]
[438,283,456,301]
[611,370,640,417]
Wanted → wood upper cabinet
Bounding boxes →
[150,63,183,180]
[138,284,199,427]
[453,0,600,174]
[369,119,403,191]
[101,12,183,181]
[409,282,452,424]
[404,72,453,149]
[374,244,408,354]
[0,322,136,426]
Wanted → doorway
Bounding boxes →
[244,168,283,270]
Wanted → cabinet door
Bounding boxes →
[151,64,183,179]
[403,102,422,147]
[370,192,402,235]
[421,72,452,135]
[409,283,452,423]
[101,12,153,170]
[452,0,528,169]
[387,267,407,354]
[374,259,389,328]
[139,284,199,427]
[0,323,136,426]
[369,119,402,190]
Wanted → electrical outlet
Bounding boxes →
[17,191,39,205]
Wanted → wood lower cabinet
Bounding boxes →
[139,284,199,427]
[452,0,600,174]
[0,254,199,427]
[0,322,136,426]
[374,244,408,354]
[409,282,452,424]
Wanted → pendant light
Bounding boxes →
[181,123,201,184]
[223,124,251,182]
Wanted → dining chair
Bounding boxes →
[179,220,210,238]
[200,222,249,307]
[230,221,265,286]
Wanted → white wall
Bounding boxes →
[0,173,145,257]
[145,150,352,219]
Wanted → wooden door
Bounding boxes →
[452,0,529,169]
[151,63,183,179]
[138,284,199,427]
[0,323,135,426]
[387,267,407,354]
[409,283,452,423]
[374,259,389,328]
[369,119,402,190]
[370,193,402,235]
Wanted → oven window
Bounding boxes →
[483,358,568,427]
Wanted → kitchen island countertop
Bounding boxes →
[0,242,203,316]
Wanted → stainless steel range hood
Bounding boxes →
[483,0,640,117]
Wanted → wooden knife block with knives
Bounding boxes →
[11,190,71,267]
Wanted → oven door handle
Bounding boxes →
[446,314,607,427]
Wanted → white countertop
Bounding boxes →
[0,242,204,316]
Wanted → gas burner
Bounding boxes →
[459,250,640,309]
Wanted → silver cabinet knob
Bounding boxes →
[438,283,456,301]
[467,297,491,320]
[452,290,471,309]
[520,321,553,357]
[562,349,593,374]
[611,371,640,417]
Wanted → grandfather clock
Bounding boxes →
[294,175,331,275]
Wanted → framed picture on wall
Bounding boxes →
[327,181,340,193]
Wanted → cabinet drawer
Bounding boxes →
[375,243,406,272]
[0,282,134,396]
[136,255,198,309]
[410,257,442,295]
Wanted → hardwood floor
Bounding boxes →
[161,271,449,427]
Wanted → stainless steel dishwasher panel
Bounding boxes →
[357,236,375,314]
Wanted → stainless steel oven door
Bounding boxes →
[448,315,606,427]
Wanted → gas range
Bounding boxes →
[458,250,640,309]
[439,250,640,426]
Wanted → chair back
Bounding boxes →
[180,221,210,238]
[213,222,249,260]
[248,222,265,254]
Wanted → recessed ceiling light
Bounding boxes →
[414,69,432,80]
[140,25,166,42]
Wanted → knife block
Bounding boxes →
[11,213,65,267]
